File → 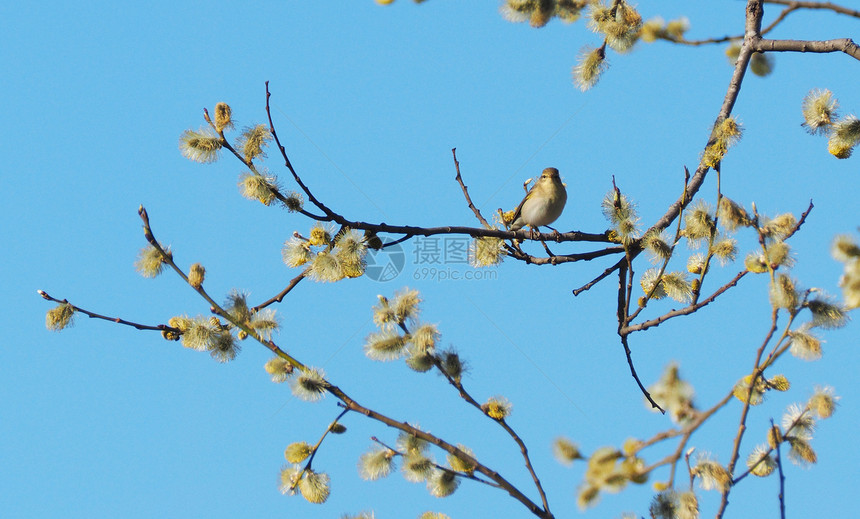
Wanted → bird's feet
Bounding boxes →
[546,225,562,242]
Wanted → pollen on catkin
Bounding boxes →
[786,436,817,466]
[687,253,708,275]
[236,124,272,162]
[298,469,330,504]
[279,465,302,495]
[809,386,838,418]
[744,251,769,273]
[392,288,422,324]
[308,252,344,283]
[334,229,367,278]
[238,172,278,206]
[249,308,279,340]
[396,430,429,455]
[588,1,642,52]
[188,263,205,288]
[447,444,477,474]
[427,469,460,497]
[769,274,799,311]
[225,290,252,324]
[213,102,233,132]
[665,17,689,40]
[761,213,797,240]
[801,89,838,135]
[750,52,774,76]
[46,302,75,331]
[208,331,240,363]
[308,224,332,246]
[684,200,715,244]
[359,447,396,480]
[660,272,693,304]
[282,237,312,268]
[179,127,222,163]
[692,454,731,492]
[469,236,505,267]
[482,396,512,420]
[788,325,823,360]
[573,45,609,92]
[718,197,753,231]
[782,403,815,440]
[135,244,171,278]
[640,268,668,299]
[408,323,439,353]
[806,295,849,329]
[364,330,407,361]
[285,442,313,464]
[711,237,738,265]
[827,114,860,158]
[638,17,665,42]
[402,452,434,483]
[648,363,696,424]
[264,357,295,383]
[291,367,328,401]
[733,374,767,405]
[601,189,639,243]
[642,230,672,262]
[553,437,582,465]
[765,241,794,269]
[747,445,776,477]
[284,191,304,212]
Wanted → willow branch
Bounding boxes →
[453,148,491,229]
[753,36,860,60]
[369,436,501,489]
[138,206,551,519]
[773,418,787,519]
[622,271,749,334]
[431,356,553,515]
[716,306,778,519]
[265,82,337,219]
[252,272,307,313]
[38,289,179,334]
[764,0,860,18]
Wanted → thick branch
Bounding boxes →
[754,36,860,60]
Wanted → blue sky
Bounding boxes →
[3,1,858,518]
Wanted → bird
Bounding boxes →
[509,167,567,234]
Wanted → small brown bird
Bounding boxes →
[510,167,567,232]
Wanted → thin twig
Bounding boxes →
[368,436,501,489]
[37,290,179,334]
[622,270,749,334]
[453,148,491,228]
[616,265,665,412]
[396,320,554,516]
[715,305,778,519]
[764,0,860,18]
[772,418,787,519]
[252,272,307,312]
[265,82,336,218]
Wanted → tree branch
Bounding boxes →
[38,289,180,334]
[754,36,860,60]
[452,148,492,229]
[136,206,553,519]
[764,0,860,18]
